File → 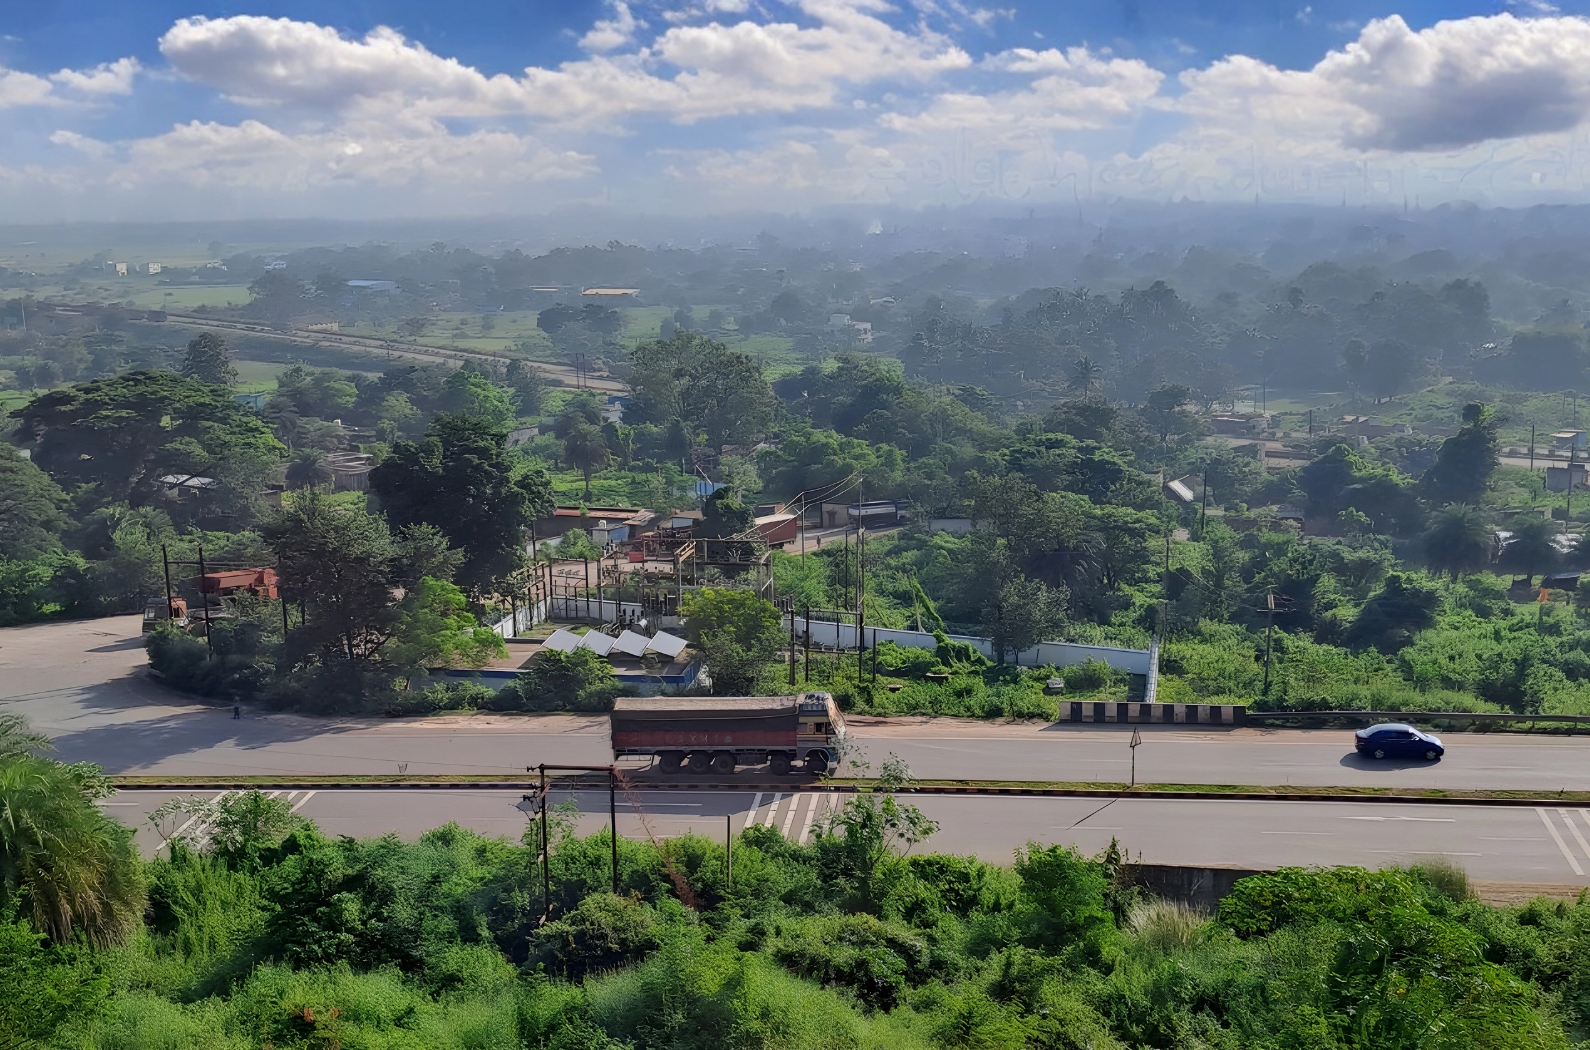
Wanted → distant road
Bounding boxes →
[99,785,1590,889]
[7,618,1590,796]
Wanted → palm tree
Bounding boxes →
[1066,355,1103,397]
[285,448,333,491]
[0,754,146,946]
[563,422,611,501]
[1422,504,1492,579]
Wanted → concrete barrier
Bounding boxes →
[1127,864,1265,911]
[1061,702,1245,725]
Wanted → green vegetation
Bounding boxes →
[3,722,1589,1049]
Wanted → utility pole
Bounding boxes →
[1569,445,1577,534]
[1308,408,1313,437]
[725,814,732,894]
[1200,475,1210,531]
[196,545,213,656]
[856,477,866,684]
[1261,590,1276,697]
[804,607,811,680]
[1530,423,1536,474]
[160,544,174,620]
[788,610,797,686]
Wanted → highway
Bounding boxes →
[98,785,1590,889]
[8,615,1590,888]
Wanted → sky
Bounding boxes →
[9,0,1590,221]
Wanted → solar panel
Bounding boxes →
[579,631,616,656]
[646,631,687,659]
[541,628,581,653]
[611,630,651,657]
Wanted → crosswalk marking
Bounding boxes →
[1538,808,1584,876]
[781,794,807,838]
[798,794,824,844]
[1558,808,1590,867]
[762,793,784,827]
[743,792,764,831]
[289,790,317,813]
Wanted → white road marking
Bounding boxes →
[798,793,823,844]
[781,794,807,839]
[744,793,763,831]
[1364,850,1481,857]
[762,793,784,827]
[96,801,138,806]
[1339,815,1455,822]
[289,790,317,813]
[1558,808,1590,865]
[1261,831,1334,835]
[1537,808,1584,876]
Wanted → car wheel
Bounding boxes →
[768,753,792,776]
[686,751,711,774]
[805,750,828,776]
[710,752,736,775]
[1424,749,1440,761]
[1372,748,1385,759]
[658,751,683,774]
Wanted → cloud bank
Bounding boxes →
[9,6,1590,218]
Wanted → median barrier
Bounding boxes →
[1061,701,1246,726]
[1245,710,1590,730]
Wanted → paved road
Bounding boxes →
[7,617,1590,793]
[99,786,1590,888]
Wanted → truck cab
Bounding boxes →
[796,692,845,772]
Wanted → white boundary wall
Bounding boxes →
[798,618,1151,675]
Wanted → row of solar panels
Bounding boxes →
[542,627,689,660]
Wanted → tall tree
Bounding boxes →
[1066,355,1103,397]
[679,588,783,695]
[284,448,333,491]
[981,576,1069,664]
[11,371,282,513]
[561,421,611,501]
[1499,514,1558,586]
[370,415,552,595]
[627,332,777,451]
[180,331,238,387]
[1423,403,1500,506]
[0,449,69,560]
[1422,504,1492,579]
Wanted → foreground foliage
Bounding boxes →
[3,774,1587,1048]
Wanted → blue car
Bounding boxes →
[1354,723,1444,761]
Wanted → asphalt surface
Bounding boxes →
[6,617,1590,793]
[99,786,1590,888]
[9,614,1590,886]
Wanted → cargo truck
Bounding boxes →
[610,692,845,775]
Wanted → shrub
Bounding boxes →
[493,649,626,712]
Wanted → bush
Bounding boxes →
[145,622,266,700]
[385,680,496,716]
[493,649,627,712]
[1061,659,1122,693]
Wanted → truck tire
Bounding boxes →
[658,751,684,774]
[805,750,828,775]
[710,752,736,775]
[768,752,792,776]
[687,751,712,774]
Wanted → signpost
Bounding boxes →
[1129,727,1142,788]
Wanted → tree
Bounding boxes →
[1140,383,1196,445]
[0,734,145,946]
[1066,355,1103,396]
[980,576,1068,664]
[1423,403,1500,505]
[180,331,237,386]
[11,371,283,513]
[1346,573,1440,652]
[699,489,753,538]
[679,588,783,695]
[370,415,553,595]
[0,449,69,561]
[1498,514,1558,586]
[1423,504,1492,579]
[284,448,333,491]
[562,421,611,501]
[438,368,515,427]
[814,756,937,893]
[263,490,411,667]
[385,577,507,684]
[505,359,547,416]
[627,332,777,451]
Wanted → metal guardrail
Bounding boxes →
[1246,710,1590,727]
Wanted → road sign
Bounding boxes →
[1129,727,1142,749]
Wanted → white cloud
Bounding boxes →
[48,129,113,159]
[581,2,644,52]
[884,46,1161,134]
[1179,14,1590,153]
[0,57,139,108]
[49,57,140,96]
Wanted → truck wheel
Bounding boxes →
[768,753,792,776]
[805,750,828,776]
[687,751,712,774]
[710,752,736,775]
[658,751,683,774]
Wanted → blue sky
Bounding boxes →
[7,1,1590,220]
